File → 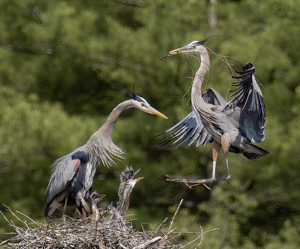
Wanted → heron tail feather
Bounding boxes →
[242,143,270,160]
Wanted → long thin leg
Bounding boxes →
[73,208,79,219]
[211,140,221,180]
[82,200,90,218]
[166,136,230,187]
[63,195,68,223]
[221,134,230,180]
[80,208,87,219]
[79,197,90,219]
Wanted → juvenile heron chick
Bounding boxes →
[117,166,144,218]
[90,191,106,221]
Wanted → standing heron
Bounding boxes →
[45,92,167,219]
[159,38,269,185]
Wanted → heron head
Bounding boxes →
[119,166,144,198]
[90,192,106,204]
[161,36,215,59]
[120,167,144,182]
[130,93,168,119]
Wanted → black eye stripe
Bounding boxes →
[131,94,149,106]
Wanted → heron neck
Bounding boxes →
[92,203,100,220]
[117,186,133,218]
[88,100,132,142]
[85,100,129,167]
[191,48,210,104]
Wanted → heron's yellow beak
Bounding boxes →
[136,177,144,181]
[146,106,168,119]
[169,48,184,55]
[160,46,190,60]
[169,46,192,55]
[95,194,106,201]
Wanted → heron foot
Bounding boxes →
[166,174,213,190]
[166,174,230,189]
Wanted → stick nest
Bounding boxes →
[1,201,218,248]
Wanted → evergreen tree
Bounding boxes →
[0,0,299,247]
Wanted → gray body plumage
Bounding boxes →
[159,40,269,183]
[45,95,167,217]
[45,131,123,217]
[191,63,267,159]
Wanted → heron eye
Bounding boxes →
[141,103,145,107]
[193,46,196,48]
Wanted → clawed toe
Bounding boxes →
[165,174,213,189]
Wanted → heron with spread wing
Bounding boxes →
[45,92,167,220]
[158,38,269,186]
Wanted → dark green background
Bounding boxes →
[0,0,299,248]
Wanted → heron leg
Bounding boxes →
[211,140,221,180]
[220,134,230,180]
[62,195,68,223]
[165,136,231,187]
[79,197,90,219]
[80,208,87,219]
[73,208,79,219]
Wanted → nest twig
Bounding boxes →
[0,202,219,248]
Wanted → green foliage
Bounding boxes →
[0,0,300,248]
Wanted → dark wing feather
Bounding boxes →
[202,87,228,106]
[226,63,266,143]
[45,146,85,216]
[157,88,226,148]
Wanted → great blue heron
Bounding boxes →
[90,191,106,221]
[159,38,269,186]
[45,93,167,219]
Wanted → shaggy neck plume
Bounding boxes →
[86,100,132,167]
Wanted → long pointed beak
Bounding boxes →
[133,168,141,176]
[95,194,106,201]
[160,46,190,60]
[146,106,168,119]
[133,168,144,181]
[168,46,190,55]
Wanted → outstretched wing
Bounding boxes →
[157,88,226,148]
[157,110,212,148]
[226,63,266,143]
[45,147,84,216]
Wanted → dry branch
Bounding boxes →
[1,202,218,248]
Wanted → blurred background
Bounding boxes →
[0,0,299,248]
